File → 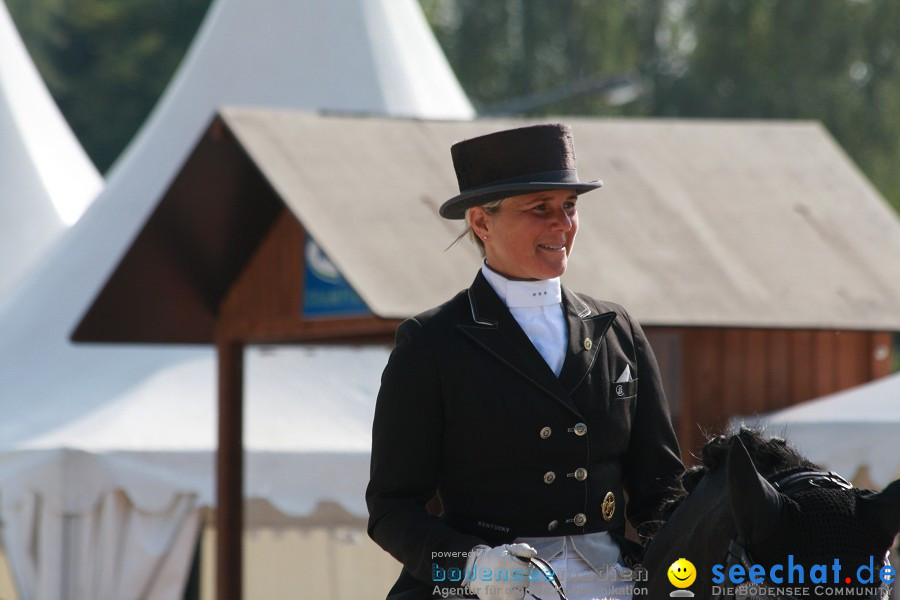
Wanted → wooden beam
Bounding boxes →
[223,316,401,344]
[216,336,245,600]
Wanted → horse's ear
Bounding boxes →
[859,478,900,537]
[727,436,787,545]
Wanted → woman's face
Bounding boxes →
[470,189,578,280]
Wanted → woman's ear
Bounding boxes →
[469,206,489,240]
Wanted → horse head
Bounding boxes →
[640,429,900,600]
[728,436,900,573]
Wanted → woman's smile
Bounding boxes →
[471,189,578,280]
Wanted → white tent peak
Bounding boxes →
[0,0,474,600]
[0,0,103,299]
[0,1,470,596]
[0,0,472,447]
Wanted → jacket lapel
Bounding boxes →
[558,287,616,396]
[457,272,577,413]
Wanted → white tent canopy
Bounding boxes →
[0,344,388,599]
[736,372,900,489]
[10,344,388,515]
[0,0,470,597]
[0,1,102,299]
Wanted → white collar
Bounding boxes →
[481,262,562,308]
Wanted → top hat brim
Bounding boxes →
[439,179,602,220]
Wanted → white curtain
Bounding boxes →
[0,450,202,600]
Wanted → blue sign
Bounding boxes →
[302,237,369,318]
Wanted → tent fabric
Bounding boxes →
[17,345,387,458]
[1,480,200,600]
[0,344,387,599]
[214,110,900,330]
[0,0,471,450]
[0,451,204,600]
[734,372,900,488]
[0,0,470,597]
[9,344,389,518]
[0,1,102,298]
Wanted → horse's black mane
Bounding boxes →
[647,427,818,540]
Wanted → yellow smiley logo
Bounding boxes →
[667,558,696,588]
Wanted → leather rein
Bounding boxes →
[525,555,569,600]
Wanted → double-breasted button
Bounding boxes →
[547,520,558,532]
[573,468,588,481]
[573,513,587,527]
[539,426,552,439]
[543,471,556,484]
[570,423,588,436]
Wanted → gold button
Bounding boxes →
[539,426,552,439]
[583,338,592,350]
[543,471,556,484]
[573,513,587,527]
[602,491,616,521]
[547,520,558,532]
[574,468,588,481]
[570,423,588,437]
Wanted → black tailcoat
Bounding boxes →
[366,271,683,597]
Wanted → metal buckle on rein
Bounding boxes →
[525,555,569,600]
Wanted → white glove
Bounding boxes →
[465,543,537,600]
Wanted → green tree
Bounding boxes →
[10,0,900,212]
[651,0,900,210]
[421,0,900,211]
[421,0,665,116]
[7,0,211,173]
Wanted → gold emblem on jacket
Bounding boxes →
[602,491,616,521]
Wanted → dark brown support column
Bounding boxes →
[216,336,244,600]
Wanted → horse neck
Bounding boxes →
[640,468,735,600]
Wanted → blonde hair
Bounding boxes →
[447,198,505,257]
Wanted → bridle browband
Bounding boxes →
[712,470,890,600]
[771,470,853,496]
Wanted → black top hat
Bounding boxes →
[439,123,602,219]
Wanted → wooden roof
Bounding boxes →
[74,110,900,343]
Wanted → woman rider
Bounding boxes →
[367,123,683,600]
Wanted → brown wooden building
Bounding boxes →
[75,110,900,455]
[647,327,893,460]
[73,112,900,598]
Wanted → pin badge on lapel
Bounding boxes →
[602,491,616,521]
[583,338,592,350]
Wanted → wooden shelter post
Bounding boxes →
[216,335,244,600]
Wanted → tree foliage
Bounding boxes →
[652,0,900,212]
[422,0,900,211]
[7,0,900,211]
[421,0,664,116]
[7,0,211,173]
